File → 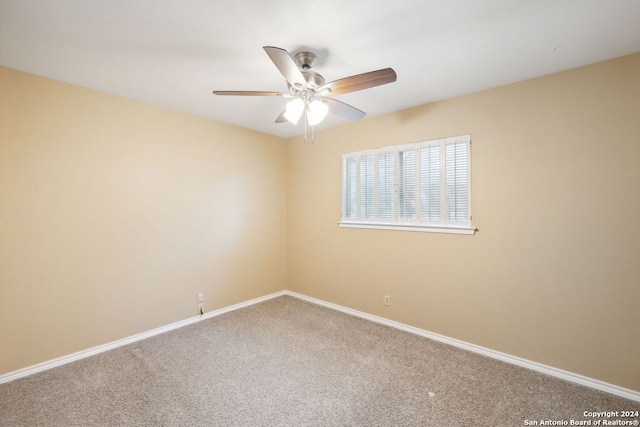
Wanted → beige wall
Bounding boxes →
[0,67,287,374]
[286,53,640,391]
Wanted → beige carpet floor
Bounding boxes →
[1,295,638,426]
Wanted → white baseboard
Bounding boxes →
[285,291,640,403]
[0,290,287,385]
[2,289,638,403]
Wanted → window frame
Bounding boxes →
[339,134,476,235]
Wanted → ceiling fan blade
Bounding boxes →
[274,109,288,123]
[325,98,367,121]
[263,46,307,89]
[212,91,285,96]
[321,68,397,95]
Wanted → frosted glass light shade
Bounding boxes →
[307,100,329,126]
[284,98,305,124]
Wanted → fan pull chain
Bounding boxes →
[301,104,315,144]
[301,108,314,144]
[304,111,308,144]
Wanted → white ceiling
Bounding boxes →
[1,0,639,138]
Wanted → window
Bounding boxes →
[340,134,475,234]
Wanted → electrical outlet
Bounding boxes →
[384,295,391,306]
[197,292,203,303]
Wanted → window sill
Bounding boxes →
[338,221,476,235]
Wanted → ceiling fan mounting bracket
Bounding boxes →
[294,52,317,70]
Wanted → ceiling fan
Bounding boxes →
[213,46,397,132]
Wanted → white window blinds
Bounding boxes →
[340,134,473,234]
[446,139,469,222]
[342,157,356,220]
[420,144,440,221]
[359,155,375,219]
[378,152,395,220]
[398,149,416,221]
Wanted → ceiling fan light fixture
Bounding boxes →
[213,46,397,137]
[307,99,329,126]
[284,98,305,124]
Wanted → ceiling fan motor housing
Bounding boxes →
[287,71,326,97]
[289,52,326,93]
[302,71,325,89]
